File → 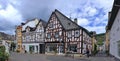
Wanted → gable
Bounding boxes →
[46,13,63,30]
[25,26,30,32]
[35,22,44,32]
[22,19,39,31]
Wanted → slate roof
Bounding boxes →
[22,19,47,33]
[107,0,120,30]
[34,19,47,30]
[21,18,37,26]
[53,9,91,36]
[54,9,80,30]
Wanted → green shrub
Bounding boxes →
[92,44,98,55]
[0,46,5,53]
[0,46,9,61]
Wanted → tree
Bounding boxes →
[97,40,104,46]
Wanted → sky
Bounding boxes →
[0,0,114,35]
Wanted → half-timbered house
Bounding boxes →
[22,18,46,54]
[45,9,92,55]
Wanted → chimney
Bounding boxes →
[74,18,77,24]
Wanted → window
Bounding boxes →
[75,30,80,37]
[55,32,59,38]
[59,31,62,35]
[29,45,34,52]
[49,23,53,28]
[76,32,78,34]
[39,34,42,37]
[47,33,51,38]
[68,31,71,37]
[72,31,74,35]
[49,46,56,52]
[59,38,62,42]
[68,23,71,25]
[68,44,77,52]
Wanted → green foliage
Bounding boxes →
[96,33,105,41]
[0,46,5,53]
[96,33,105,46]
[97,40,104,46]
[92,44,98,55]
[10,42,16,52]
[0,46,9,61]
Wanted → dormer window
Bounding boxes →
[68,23,71,25]
[75,30,80,37]
[26,28,30,32]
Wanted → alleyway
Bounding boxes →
[9,52,115,61]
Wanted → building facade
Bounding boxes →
[22,19,46,53]
[107,0,120,60]
[105,12,111,52]
[16,26,22,52]
[45,9,92,55]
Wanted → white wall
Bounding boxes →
[22,19,39,31]
[22,43,41,53]
[110,9,120,59]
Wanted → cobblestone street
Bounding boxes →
[9,52,115,61]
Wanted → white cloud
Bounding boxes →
[0,0,114,34]
[0,4,24,25]
[0,3,24,34]
[84,6,97,17]
[85,26,106,34]
[78,18,91,26]
[88,8,97,16]
[58,0,112,34]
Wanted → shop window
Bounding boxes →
[68,44,77,52]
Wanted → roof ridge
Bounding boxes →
[54,9,91,36]
[55,9,87,29]
[54,9,80,27]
